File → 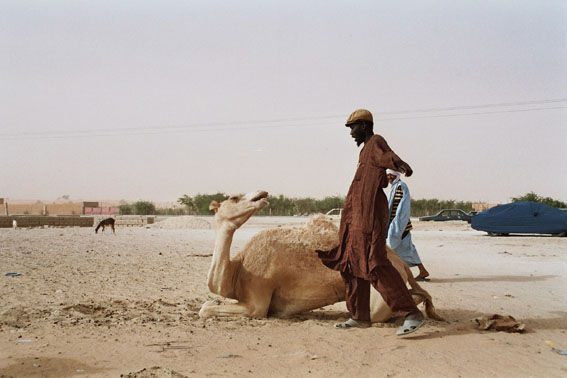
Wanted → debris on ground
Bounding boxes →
[120,366,188,378]
[473,314,526,333]
[545,340,567,356]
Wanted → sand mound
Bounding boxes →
[150,216,211,229]
[0,306,31,328]
[121,366,187,378]
[0,306,50,328]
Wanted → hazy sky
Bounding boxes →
[1,0,566,204]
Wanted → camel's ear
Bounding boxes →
[209,200,220,213]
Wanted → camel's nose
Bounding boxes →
[250,191,268,201]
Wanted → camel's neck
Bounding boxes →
[206,222,238,298]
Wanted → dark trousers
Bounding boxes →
[341,265,419,322]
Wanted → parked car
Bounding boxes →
[419,209,473,223]
[471,202,567,236]
[325,208,342,221]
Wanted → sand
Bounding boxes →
[1,217,566,377]
[149,216,212,230]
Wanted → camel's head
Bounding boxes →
[209,190,269,229]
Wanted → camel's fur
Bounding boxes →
[199,190,442,322]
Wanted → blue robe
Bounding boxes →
[387,181,422,267]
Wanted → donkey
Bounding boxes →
[95,218,115,234]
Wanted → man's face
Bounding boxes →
[386,174,397,184]
[348,122,366,146]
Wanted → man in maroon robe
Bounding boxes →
[317,109,425,335]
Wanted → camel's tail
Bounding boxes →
[403,264,445,321]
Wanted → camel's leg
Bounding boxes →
[199,284,273,319]
[111,224,115,234]
[199,300,254,318]
[199,297,271,319]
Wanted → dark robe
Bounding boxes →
[318,134,408,280]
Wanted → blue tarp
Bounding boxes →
[471,201,567,235]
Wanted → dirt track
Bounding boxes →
[1,218,566,377]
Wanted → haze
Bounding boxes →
[1,1,566,204]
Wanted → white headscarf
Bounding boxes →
[386,169,402,185]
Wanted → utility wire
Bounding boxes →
[372,98,567,115]
[1,100,566,140]
[3,97,566,138]
[376,105,567,121]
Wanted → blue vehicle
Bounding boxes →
[471,201,567,236]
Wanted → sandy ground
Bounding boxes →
[1,217,567,377]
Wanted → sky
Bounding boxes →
[1,0,566,204]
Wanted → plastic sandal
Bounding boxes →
[334,318,371,329]
[396,312,425,335]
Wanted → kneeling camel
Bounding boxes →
[199,190,442,322]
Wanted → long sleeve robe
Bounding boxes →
[318,134,409,279]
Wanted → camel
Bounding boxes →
[199,190,442,323]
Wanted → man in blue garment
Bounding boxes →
[386,169,430,281]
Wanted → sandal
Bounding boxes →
[396,312,425,336]
[415,277,431,282]
[334,318,371,329]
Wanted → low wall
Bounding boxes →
[0,216,94,228]
[5,204,44,215]
[3,203,84,215]
[1,215,155,228]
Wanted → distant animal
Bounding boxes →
[95,218,115,234]
[12,220,17,229]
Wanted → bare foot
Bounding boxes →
[416,264,429,279]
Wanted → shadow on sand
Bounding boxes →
[402,309,567,341]
[427,274,557,284]
[290,306,567,341]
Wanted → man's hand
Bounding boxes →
[397,161,413,177]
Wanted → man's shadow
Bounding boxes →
[427,274,557,284]
[296,308,567,339]
[404,309,567,340]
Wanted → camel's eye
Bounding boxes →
[229,196,239,202]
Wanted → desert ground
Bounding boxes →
[1,216,566,377]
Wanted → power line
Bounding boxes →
[1,100,566,140]
[376,105,567,121]
[3,97,566,138]
[373,98,567,115]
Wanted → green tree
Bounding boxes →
[511,192,567,208]
[177,194,196,214]
[293,197,317,215]
[133,201,156,215]
[119,204,133,215]
[192,193,228,214]
[315,196,345,213]
[258,194,295,215]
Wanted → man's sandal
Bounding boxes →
[396,312,425,336]
[334,318,371,329]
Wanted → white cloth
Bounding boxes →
[387,180,422,267]
[386,169,402,185]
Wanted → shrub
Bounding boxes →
[511,192,567,209]
[119,204,133,215]
[133,201,156,215]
